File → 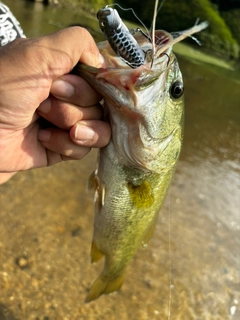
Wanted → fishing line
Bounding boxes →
[190,20,204,46]
[151,0,159,58]
[171,19,207,46]
[151,0,167,67]
[167,191,172,320]
[150,0,167,34]
[171,31,203,46]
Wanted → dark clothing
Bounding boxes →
[0,1,25,46]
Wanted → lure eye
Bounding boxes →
[170,81,184,99]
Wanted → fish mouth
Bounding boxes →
[75,30,174,96]
[76,19,208,92]
[77,20,208,74]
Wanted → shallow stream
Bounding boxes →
[1,1,239,319]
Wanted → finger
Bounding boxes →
[44,150,62,167]
[0,27,103,120]
[50,74,102,106]
[38,119,111,150]
[38,128,91,160]
[40,149,81,166]
[36,27,103,78]
[0,27,103,92]
[37,97,103,130]
[70,120,111,148]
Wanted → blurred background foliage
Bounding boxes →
[55,0,240,59]
[116,0,240,59]
[56,0,112,13]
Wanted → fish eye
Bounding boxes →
[170,81,184,99]
[100,21,106,27]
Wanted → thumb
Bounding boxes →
[34,26,103,79]
[0,27,103,118]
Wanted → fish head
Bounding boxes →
[77,29,184,173]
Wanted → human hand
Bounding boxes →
[0,27,111,184]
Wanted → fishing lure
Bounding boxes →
[97,6,146,68]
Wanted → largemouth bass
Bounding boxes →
[75,8,208,302]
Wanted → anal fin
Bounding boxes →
[87,170,97,191]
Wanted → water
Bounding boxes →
[1,1,240,319]
[1,0,104,41]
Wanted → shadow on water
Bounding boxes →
[1,0,240,319]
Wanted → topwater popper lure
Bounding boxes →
[97,6,146,68]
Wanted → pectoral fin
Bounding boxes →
[87,170,97,191]
[85,273,125,303]
[88,172,105,212]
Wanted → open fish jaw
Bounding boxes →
[79,30,183,173]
